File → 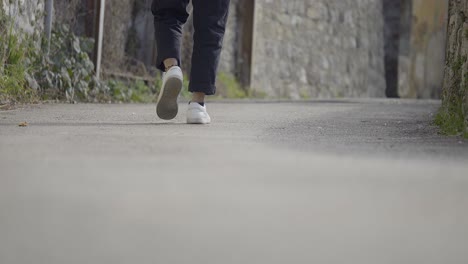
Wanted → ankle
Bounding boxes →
[191,92,206,103]
[163,58,178,71]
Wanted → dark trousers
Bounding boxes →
[151,0,230,95]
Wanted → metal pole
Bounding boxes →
[44,0,53,55]
[94,0,105,79]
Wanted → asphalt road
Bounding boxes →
[1,99,467,264]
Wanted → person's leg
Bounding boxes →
[189,0,230,102]
[152,0,190,72]
[186,0,230,124]
[152,0,189,120]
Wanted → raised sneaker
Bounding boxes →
[187,102,211,124]
[156,66,183,120]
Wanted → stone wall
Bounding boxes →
[1,0,43,34]
[439,0,468,136]
[398,0,448,99]
[251,0,386,99]
[101,0,135,71]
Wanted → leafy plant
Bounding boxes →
[31,24,108,102]
[108,79,156,103]
[0,8,38,104]
[1,3,108,104]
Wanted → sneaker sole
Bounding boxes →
[187,116,211,124]
[156,77,182,120]
[187,118,211,124]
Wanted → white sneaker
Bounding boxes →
[156,66,183,120]
[187,102,211,124]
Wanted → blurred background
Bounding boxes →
[0,0,462,103]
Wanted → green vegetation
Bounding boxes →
[435,101,467,138]
[436,54,468,139]
[108,79,155,103]
[215,72,248,99]
[299,89,311,100]
[181,75,191,100]
[0,9,39,104]
[0,8,108,105]
[32,24,106,102]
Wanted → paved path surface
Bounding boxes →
[1,100,467,264]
